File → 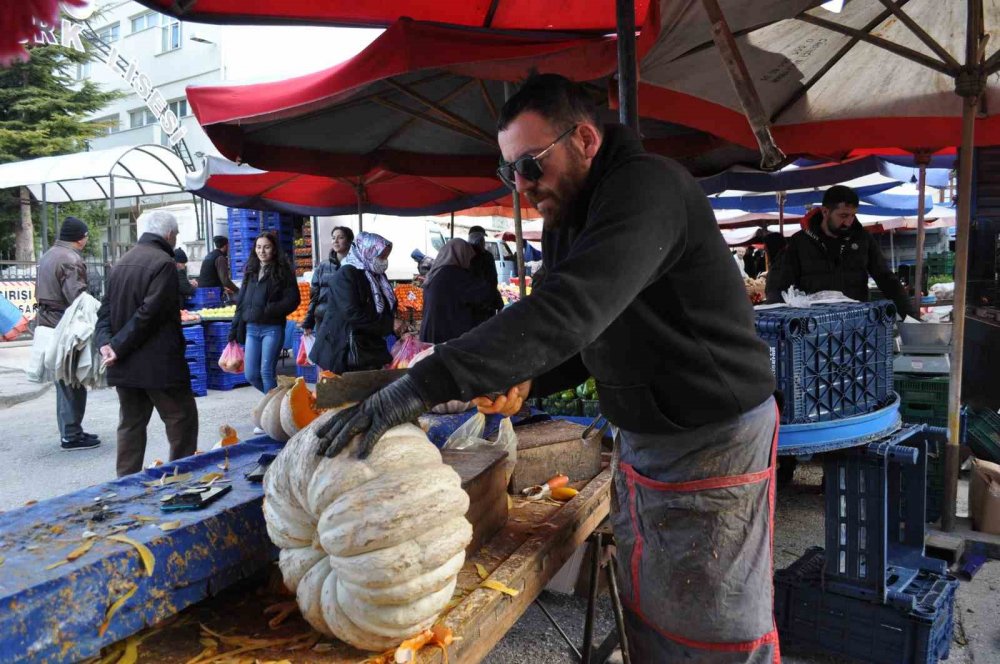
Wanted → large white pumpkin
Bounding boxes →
[263,412,472,651]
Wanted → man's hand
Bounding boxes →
[189,278,198,287]
[315,375,430,459]
[100,344,118,367]
[473,380,531,417]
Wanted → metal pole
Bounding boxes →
[109,175,117,261]
[890,230,896,272]
[777,192,785,236]
[616,0,640,131]
[942,0,982,532]
[450,212,455,239]
[41,184,49,253]
[513,194,526,298]
[356,184,364,233]
[912,160,929,314]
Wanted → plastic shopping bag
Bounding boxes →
[296,334,315,367]
[388,334,433,369]
[443,413,517,484]
[218,341,245,374]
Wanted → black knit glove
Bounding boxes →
[315,375,430,459]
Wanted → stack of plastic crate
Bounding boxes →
[227,209,295,278]
[895,375,950,427]
[924,251,956,278]
[183,325,207,397]
[754,300,896,425]
[203,321,248,391]
[287,325,319,383]
[184,287,223,311]
[775,426,959,664]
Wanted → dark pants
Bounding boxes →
[116,386,199,477]
[611,397,779,664]
[55,380,87,440]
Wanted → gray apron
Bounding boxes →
[610,397,780,663]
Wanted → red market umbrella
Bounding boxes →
[187,156,514,216]
[133,0,651,33]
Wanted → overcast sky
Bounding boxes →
[219,25,383,84]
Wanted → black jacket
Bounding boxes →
[419,265,497,344]
[310,265,394,373]
[177,267,196,298]
[765,215,916,318]
[96,234,190,390]
[409,125,775,434]
[468,250,504,324]
[228,265,300,344]
[303,252,341,330]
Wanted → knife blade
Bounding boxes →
[314,369,409,408]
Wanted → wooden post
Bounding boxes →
[942,0,983,532]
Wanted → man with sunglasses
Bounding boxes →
[315,73,779,662]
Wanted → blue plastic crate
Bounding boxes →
[822,426,947,604]
[191,384,208,398]
[755,301,896,424]
[774,547,957,664]
[296,363,318,383]
[184,287,223,309]
[207,371,248,390]
[182,325,205,342]
[184,344,205,361]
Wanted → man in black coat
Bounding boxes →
[315,74,779,662]
[765,185,918,318]
[96,211,199,477]
[198,235,239,297]
[174,248,197,299]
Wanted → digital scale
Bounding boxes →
[893,322,952,375]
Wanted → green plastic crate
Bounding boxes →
[967,407,1000,463]
[580,399,601,418]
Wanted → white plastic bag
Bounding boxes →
[444,413,517,484]
[782,286,857,307]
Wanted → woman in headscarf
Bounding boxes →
[419,238,499,344]
[311,232,396,373]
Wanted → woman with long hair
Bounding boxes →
[229,232,300,407]
[311,232,396,373]
[303,225,353,334]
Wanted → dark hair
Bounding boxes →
[468,225,486,235]
[213,235,229,249]
[244,232,293,282]
[822,185,860,209]
[497,72,600,134]
[331,226,355,244]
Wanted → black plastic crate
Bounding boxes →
[774,547,958,664]
[967,407,1000,463]
[822,427,947,604]
[755,301,895,425]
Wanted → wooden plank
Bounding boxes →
[442,449,510,556]
[120,470,612,664]
[511,420,603,493]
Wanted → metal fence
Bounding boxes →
[0,258,109,301]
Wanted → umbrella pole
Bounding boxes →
[616,0,639,131]
[942,94,977,532]
[513,196,526,298]
[912,159,929,313]
[777,191,785,236]
[450,212,455,239]
[890,230,895,272]
[356,184,364,233]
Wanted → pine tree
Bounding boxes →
[0,29,121,260]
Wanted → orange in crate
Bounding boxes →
[395,284,423,313]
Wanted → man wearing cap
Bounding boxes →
[198,235,239,297]
[36,216,100,451]
[466,225,503,323]
[174,248,197,298]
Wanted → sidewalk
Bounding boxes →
[0,341,50,408]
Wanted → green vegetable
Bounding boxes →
[560,390,576,401]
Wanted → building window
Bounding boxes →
[160,15,182,52]
[130,12,157,34]
[91,115,120,135]
[97,23,120,43]
[76,61,91,80]
[129,108,156,129]
[168,99,189,118]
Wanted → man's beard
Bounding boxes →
[530,153,589,231]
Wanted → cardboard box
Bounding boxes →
[970,458,1000,536]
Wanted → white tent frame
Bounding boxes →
[0,144,195,259]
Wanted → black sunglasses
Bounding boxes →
[496,125,578,190]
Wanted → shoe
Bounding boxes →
[81,432,99,441]
[61,435,101,451]
[253,426,265,435]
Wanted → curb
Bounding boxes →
[0,383,52,409]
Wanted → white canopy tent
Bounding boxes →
[0,144,190,257]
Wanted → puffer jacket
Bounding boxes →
[35,241,88,328]
[303,252,341,330]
